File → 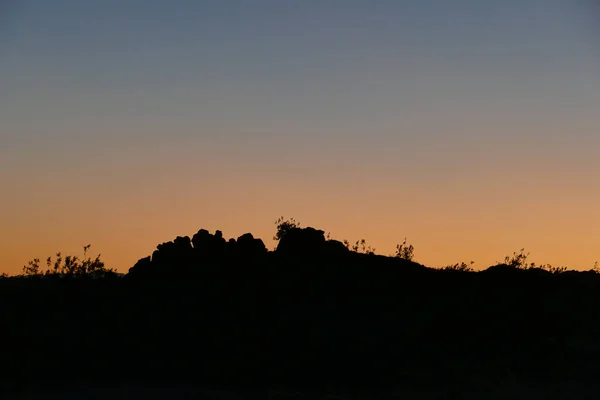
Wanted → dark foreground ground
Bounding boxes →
[5,381,600,400]
[4,228,600,399]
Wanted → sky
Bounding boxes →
[1,0,600,274]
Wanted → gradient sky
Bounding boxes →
[2,0,600,274]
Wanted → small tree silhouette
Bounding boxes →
[273,216,301,242]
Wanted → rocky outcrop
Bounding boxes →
[235,233,267,256]
[150,236,193,266]
[191,229,227,257]
[128,256,153,276]
[324,239,351,256]
[128,228,271,276]
[276,227,349,257]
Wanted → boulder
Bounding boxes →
[128,256,152,276]
[173,235,192,251]
[151,236,193,267]
[324,239,350,256]
[192,228,226,256]
[275,227,327,256]
[236,233,267,256]
[191,229,211,249]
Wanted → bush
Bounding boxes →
[22,245,114,277]
[442,261,475,272]
[394,238,415,261]
[273,216,301,242]
[342,238,376,255]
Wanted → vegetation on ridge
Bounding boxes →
[11,216,600,277]
[2,216,600,394]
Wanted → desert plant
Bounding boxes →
[442,261,475,272]
[539,264,568,274]
[498,248,532,269]
[394,238,414,261]
[22,245,114,277]
[22,257,42,276]
[495,249,569,274]
[495,248,571,274]
[342,239,376,255]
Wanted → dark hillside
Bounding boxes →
[2,226,600,397]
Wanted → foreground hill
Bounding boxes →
[2,226,600,397]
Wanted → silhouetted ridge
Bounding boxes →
[7,221,600,396]
[127,226,427,281]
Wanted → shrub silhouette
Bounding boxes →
[394,237,415,261]
[21,244,114,277]
[273,216,301,242]
[442,261,475,272]
[493,248,569,275]
[497,248,532,269]
[342,238,376,255]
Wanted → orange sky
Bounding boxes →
[2,136,600,276]
[2,2,600,275]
